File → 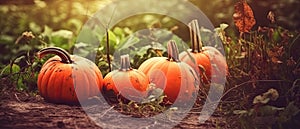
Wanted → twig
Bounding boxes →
[105,6,117,72]
[106,28,111,72]
[14,93,21,102]
[99,105,115,118]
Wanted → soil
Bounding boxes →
[0,78,230,129]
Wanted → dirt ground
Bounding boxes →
[0,79,229,129]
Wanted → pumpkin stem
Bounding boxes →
[167,40,180,62]
[189,19,202,52]
[37,47,73,64]
[120,54,132,71]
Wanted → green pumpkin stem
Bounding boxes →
[189,19,202,53]
[37,47,73,64]
[167,40,180,62]
[120,54,132,71]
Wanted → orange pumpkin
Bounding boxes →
[37,47,103,104]
[102,54,149,102]
[202,46,228,83]
[179,20,228,84]
[138,40,199,103]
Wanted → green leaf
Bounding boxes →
[273,29,281,42]
[51,30,74,50]
[42,25,53,38]
[67,19,83,32]
[117,35,139,51]
[0,35,14,43]
[136,45,151,57]
[108,30,118,45]
[29,22,42,33]
[77,26,99,44]
[14,56,26,64]
[113,27,125,39]
[0,64,20,76]
[74,42,89,48]
[17,77,26,91]
[153,29,173,43]
[51,30,73,40]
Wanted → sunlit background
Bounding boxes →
[0,0,299,64]
[0,0,298,38]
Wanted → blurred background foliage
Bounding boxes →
[0,0,299,66]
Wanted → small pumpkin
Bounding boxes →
[138,40,199,103]
[37,47,103,104]
[179,20,228,84]
[102,54,149,102]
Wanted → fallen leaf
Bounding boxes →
[233,0,256,34]
[267,11,275,23]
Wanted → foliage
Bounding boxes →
[189,0,300,30]
[233,0,256,35]
[234,88,300,129]
[0,31,43,91]
[0,0,107,65]
[219,2,300,128]
[0,28,76,91]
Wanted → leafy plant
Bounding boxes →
[234,88,300,129]
[0,31,44,91]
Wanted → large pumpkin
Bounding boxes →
[138,40,199,103]
[37,47,103,104]
[179,20,228,84]
[102,54,149,102]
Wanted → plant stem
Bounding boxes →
[120,54,132,71]
[106,28,112,72]
[167,40,180,62]
[37,47,73,64]
[189,19,202,53]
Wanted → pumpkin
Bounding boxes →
[179,20,228,84]
[102,54,149,102]
[37,47,103,104]
[138,40,199,103]
[202,46,228,83]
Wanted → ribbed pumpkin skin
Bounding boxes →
[102,55,149,102]
[138,58,198,103]
[37,55,103,104]
[103,69,149,101]
[202,46,228,83]
[179,47,228,84]
[137,57,162,74]
[179,50,212,83]
[138,41,199,103]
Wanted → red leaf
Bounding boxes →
[233,0,256,34]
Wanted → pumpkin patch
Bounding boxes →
[0,1,299,128]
